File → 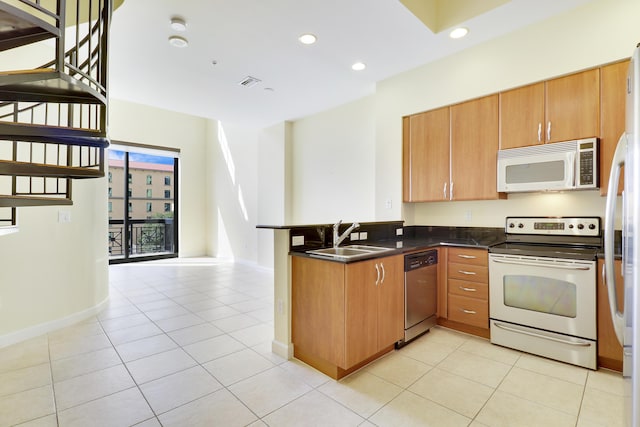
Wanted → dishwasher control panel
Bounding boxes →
[405,250,438,271]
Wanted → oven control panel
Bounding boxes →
[505,217,600,236]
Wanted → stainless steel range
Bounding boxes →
[489,216,601,370]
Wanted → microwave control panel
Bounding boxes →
[577,140,597,187]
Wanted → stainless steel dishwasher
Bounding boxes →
[398,249,438,347]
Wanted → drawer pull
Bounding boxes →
[461,309,477,315]
[459,286,477,292]
[457,254,477,259]
[458,270,476,275]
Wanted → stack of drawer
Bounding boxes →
[447,247,489,329]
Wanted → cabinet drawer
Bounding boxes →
[448,248,488,266]
[447,263,488,283]
[448,278,488,300]
[448,294,488,329]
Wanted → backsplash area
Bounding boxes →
[287,221,404,252]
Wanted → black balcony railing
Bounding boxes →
[109,218,174,258]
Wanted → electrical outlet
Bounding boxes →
[385,199,392,209]
[292,235,305,246]
[359,231,368,240]
[464,210,472,222]
[350,232,359,241]
[58,210,71,223]
[396,228,403,236]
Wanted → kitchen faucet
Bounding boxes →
[333,220,360,248]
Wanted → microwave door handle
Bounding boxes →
[604,132,627,346]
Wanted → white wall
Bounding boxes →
[291,95,376,224]
[109,99,209,257]
[375,0,639,223]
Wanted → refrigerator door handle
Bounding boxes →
[604,132,627,346]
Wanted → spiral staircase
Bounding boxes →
[0,0,112,226]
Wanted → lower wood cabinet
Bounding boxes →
[597,258,624,371]
[292,254,403,379]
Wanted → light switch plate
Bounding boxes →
[359,231,367,240]
[350,232,360,241]
[292,235,304,246]
[396,228,403,236]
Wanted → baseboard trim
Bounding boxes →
[272,339,293,360]
[0,295,110,349]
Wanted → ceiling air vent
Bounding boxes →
[238,76,261,88]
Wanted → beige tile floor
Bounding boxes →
[0,257,627,426]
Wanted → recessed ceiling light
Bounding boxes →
[168,35,188,48]
[298,34,317,45]
[170,17,187,32]
[449,27,469,39]
[351,62,366,71]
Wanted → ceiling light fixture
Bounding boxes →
[170,17,187,32]
[298,33,317,45]
[449,27,469,39]
[351,62,366,71]
[168,35,188,48]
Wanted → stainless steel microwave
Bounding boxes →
[497,138,598,193]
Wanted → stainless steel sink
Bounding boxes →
[306,245,393,260]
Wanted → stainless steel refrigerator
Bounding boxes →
[605,42,640,426]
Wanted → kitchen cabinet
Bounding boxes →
[500,69,600,149]
[402,107,450,202]
[597,258,624,371]
[450,95,502,201]
[291,254,403,379]
[600,60,629,196]
[443,247,489,336]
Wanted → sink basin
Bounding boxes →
[306,245,393,260]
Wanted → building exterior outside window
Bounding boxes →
[146,175,152,185]
[164,190,171,199]
[146,189,152,198]
[146,202,152,212]
[164,176,170,185]
[164,203,171,212]
[128,173,132,184]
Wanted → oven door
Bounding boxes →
[489,253,596,340]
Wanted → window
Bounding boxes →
[128,202,132,212]
[108,172,112,183]
[128,188,132,197]
[108,187,112,197]
[108,202,112,212]
[164,176,171,185]
[164,190,171,199]
[146,175,152,185]
[128,173,132,184]
[146,189,152,198]
[146,202,152,212]
[164,203,171,212]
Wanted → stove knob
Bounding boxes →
[508,222,515,228]
[589,223,596,230]
[577,224,584,230]
[518,223,524,228]
[568,224,574,229]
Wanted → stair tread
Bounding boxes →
[0,4,59,52]
[0,160,103,179]
[0,69,106,104]
[0,122,109,148]
[0,195,73,208]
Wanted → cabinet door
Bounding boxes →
[545,69,600,143]
[344,258,379,368]
[405,108,450,202]
[597,259,624,371]
[500,82,545,149]
[600,60,628,196]
[450,94,500,201]
[377,255,404,348]
[292,257,346,367]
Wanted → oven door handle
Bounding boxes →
[603,132,627,346]
[493,322,592,347]
[490,258,591,271]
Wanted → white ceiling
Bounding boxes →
[108,0,593,129]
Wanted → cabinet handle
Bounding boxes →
[457,254,476,259]
[450,182,454,200]
[459,286,477,292]
[380,263,386,284]
[375,263,380,286]
[461,309,477,315]
[458,270,476,275]
[537,122,542,142]
[547,121,551,141]
[443,182,447,200]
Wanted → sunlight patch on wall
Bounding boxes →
[218,124,236,185]
[217,208,234,259]
[238,185,249,221]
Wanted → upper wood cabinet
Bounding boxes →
[500,69,600,149]
[403,107,450,202]
[451,94,502,201]
[600,60,629,196]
